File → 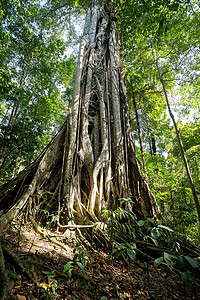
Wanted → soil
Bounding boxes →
[3,219,200,300]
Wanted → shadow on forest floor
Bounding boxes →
[3,220,200,300]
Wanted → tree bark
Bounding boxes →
[0,0,161,235]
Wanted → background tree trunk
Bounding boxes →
[131,91,146,169]
[152,49,200,223]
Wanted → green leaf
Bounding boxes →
[146,218,154,224]
[158,224,174,232]
[154,257,163,267]
[115,249,126,258]
[150,237,158,246]
[101,209,109,217]
[127,211,137,221]
[68,269,72,280]
[137,220,145,227]
[151,227,161,239]
[177,256,187,270]
[181,272,188,283]
[157,220,162,225]
[111,248,119,254]
[118,197,134,204]
[127,249,136,261]
[164,252,174,268]
[184,256,199,268]
[63,261,74,273]
[76,262,86,275]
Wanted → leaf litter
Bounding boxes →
[3,222,200,300]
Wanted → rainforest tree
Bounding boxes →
[0,2,163,297]
[0,0,160,232]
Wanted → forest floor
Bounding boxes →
[3,220,200,300]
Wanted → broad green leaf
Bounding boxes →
[127,249,136,261]
[137,220,145,227]
[181,272,188,283]
[63,261,74,273]
[115,249,126,258]
[146,218,154,224]
[150,237,158,246]
[164,252,174,268]
[154,257,163,267]
[158,224,174,232]
[76,262,86,275]
[157,220,162,225]
[112,248,119,254]
[184,256,199,268]
[164,257,174,269]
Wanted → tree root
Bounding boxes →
[29,216,75,251]
[57,221,95,229]
[0,239,17,300]
[2,240,38,286]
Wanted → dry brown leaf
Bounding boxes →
[30,265,34,273]
[16,295,26,300]
[30,265,38,282]
[9,280,15,290]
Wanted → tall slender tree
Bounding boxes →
[152,49,200,223]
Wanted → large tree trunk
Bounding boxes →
[0,0,161,238]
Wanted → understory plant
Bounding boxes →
[98,198,200,291]
[63,246,93,280]
[41,271,61,300]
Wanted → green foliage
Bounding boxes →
[41,270,61,299]
[73,246,94,268]
[101,198,200,293]
[116,0,200,243]
[0,0,77,182]
[153,252,199,289]
[137,217,173,246]
[143,151,199,242]
[111,242,136,261]
[100,205,137,245]
[63,246,93,280]
[63,261,74,279]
